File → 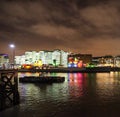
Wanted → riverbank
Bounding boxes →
[17,66,112,73]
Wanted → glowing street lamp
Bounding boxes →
[9,44,15,68]
[10,44,15,49]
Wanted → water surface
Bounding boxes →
[1,72,120,117]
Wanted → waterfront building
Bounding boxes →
[52,50,61,66]
[25,51,37,64]
[15,49,69,67]
[92,56,114,67]
[39,51,46,64]
[61,50,68,67]
[92,55,120,67]
[15,50,120,68]
[92,57,100,66]
[15,55,25,65]
[68,54,92,67]
[44,51,53,65]
[0,54,9,69]
[114,56,120,67]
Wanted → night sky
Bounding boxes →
[0,0,120,56]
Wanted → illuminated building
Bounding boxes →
[61,50,68,67]
[15,52,120,68]
[52,50,61,66]
[68,54,92,68]
[15,49,69,67]
[92,55,120,67]
[0,54,9,69]
[114,56,120,67]
[41,50,53,64]
[92,55,114,67]
[15,55,25,65]
[25,51,38,64]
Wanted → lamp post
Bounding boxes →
[9,44,15,69]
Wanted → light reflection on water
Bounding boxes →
[96,72,120,102]
[1,72,120,117]
[18,72,120,104]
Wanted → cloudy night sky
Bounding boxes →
[0,0,120,56]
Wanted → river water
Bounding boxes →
[1,72,120,117]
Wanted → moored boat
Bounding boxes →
[19,76,65,83]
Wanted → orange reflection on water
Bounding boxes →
[96,73,116,99]
[18,72,40,77]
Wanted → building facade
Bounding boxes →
[114,56,120,67]
[15,49,69,67]
[0,54,9,69]
[92,55,120,67]
[68,54,92,67]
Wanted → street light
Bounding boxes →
[9,44,15,69]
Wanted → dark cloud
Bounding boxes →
[0,0,120,56]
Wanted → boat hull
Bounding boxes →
[19,76,65,83]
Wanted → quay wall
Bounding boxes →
[1,67,120,73]
[18,67,112,73]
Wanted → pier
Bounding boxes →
[0,70,19,111]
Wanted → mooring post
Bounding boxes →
[13,72,20,105]
[0,82,5,110]
[0,70,20,110]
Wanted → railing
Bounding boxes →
[0,70,19,111]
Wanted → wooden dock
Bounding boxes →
[0,70,20,111]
